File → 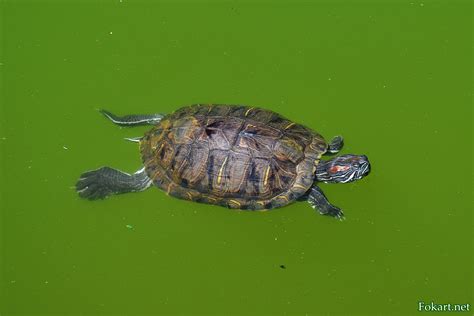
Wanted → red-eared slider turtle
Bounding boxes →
[76,104,370,219]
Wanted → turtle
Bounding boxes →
[76,104,371,219]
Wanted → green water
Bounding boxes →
[1,1,472,315]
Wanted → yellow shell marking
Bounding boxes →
[186,192,193,200]
[277,195,289,202]
[166,183,173,194]
[228,199,241,207]
[245,107,254,116]
[217,156,228,185]
[284,122,296,129]
[263,165,271,187]
[293,184,308,191]
[151,171,161,181]
[156,142,165,154]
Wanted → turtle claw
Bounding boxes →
[76,168,115,200]
[319,206,345,220]
[76,181,110,200]
[335,212,346,221]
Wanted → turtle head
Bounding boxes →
[315,154,371,183]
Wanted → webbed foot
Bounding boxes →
[307,186,345,220]
[76,167,152,200]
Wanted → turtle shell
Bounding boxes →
[139,104,328,210]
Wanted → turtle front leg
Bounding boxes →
[307,186,344,220]
[76,167,152,200]
[100,109,164,126]
[326,135,344,154]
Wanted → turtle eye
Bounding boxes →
[352,162,360,168]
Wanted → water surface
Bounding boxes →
[1,1,472,315]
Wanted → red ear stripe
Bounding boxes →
[330,165,350,173]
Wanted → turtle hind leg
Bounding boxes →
[307,186,345,220]
[76,167,152,200]
[100,109,164,126]
[327,135,344,154]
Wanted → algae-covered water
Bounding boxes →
[0,1,472,315]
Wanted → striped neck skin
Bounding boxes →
[315,154,371,184]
